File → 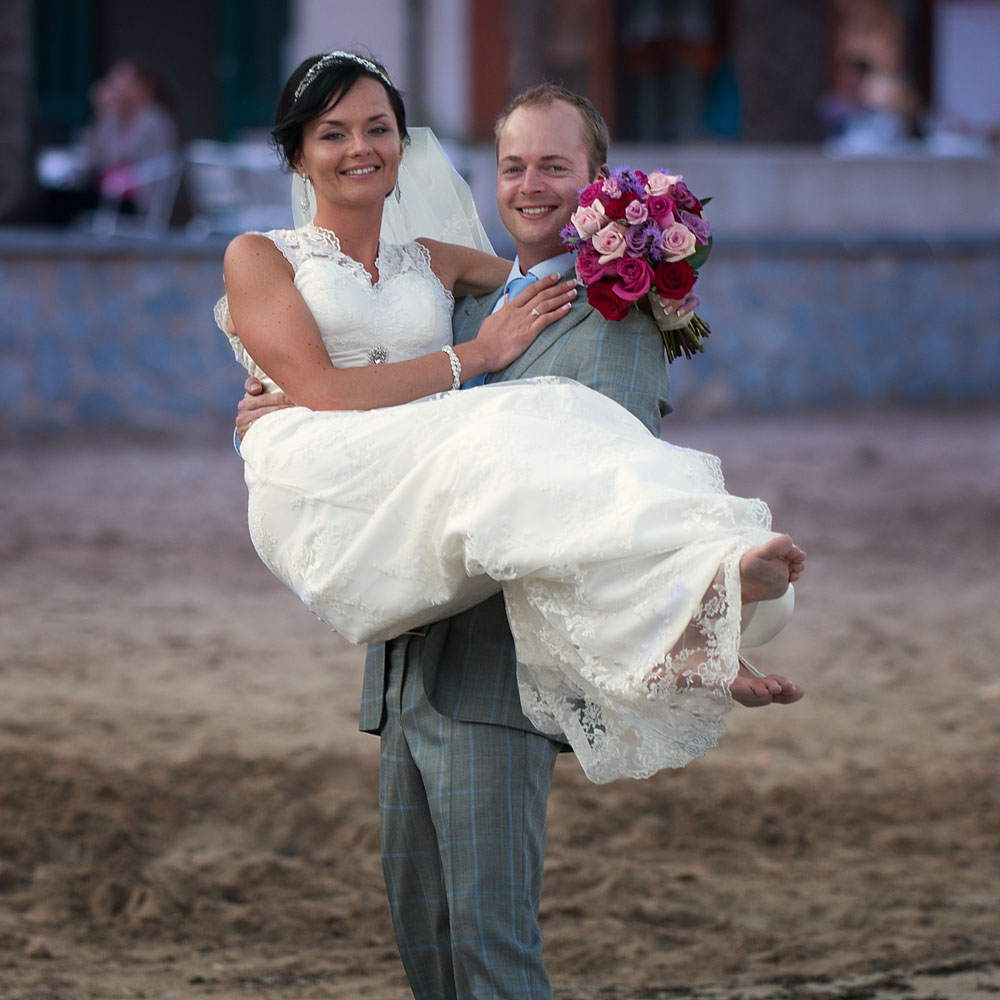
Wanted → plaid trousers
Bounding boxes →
[379,633,560,999]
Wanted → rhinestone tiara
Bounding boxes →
[293,51,394,103]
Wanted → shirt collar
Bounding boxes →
[506,252,576,287]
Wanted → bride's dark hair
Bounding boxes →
[271,52,408,170]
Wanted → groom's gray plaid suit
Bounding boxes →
[361,268,670,999]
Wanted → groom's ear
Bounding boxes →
[595,164,610,181]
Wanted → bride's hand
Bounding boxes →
[473,275,578,371]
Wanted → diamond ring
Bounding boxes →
[530,307,541,317]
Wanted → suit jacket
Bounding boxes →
[359,267,672,737]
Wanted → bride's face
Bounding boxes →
[297,76,405,212]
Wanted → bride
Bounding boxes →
[218,51,805,782]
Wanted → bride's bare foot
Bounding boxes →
[739,534,806,604]
[731,657,804,707]
[731,673,804,707]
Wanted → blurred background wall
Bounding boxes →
[1,0,998,434]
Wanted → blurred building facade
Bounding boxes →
[2,0,998,432]
[5,0,1000,222]
[6,1,988,142]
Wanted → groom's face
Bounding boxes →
[496,101,595,269]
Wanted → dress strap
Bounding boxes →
[255,227,310,271]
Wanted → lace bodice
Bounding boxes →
[215,224,455,391]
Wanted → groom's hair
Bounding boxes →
[494,84,609,179]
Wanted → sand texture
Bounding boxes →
[1,408,998,999]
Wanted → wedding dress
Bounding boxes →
[217,222,789,783]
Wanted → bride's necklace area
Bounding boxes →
[303,222,390,365]
[305,222,381,276]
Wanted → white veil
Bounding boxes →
[291,126,493,252]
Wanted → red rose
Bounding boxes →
[652,260,697,300]
[599,193,639,220]
[586,278,632,321]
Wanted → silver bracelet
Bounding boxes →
[441,345,462,390]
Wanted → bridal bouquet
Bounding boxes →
[560,167,712,362]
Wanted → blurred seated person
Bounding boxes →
[40,59,178,226]
[819,55,918,153]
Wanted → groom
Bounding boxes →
[236,85,770,999]
[366,87,669,1000]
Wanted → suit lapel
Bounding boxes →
[452,289,503,346]
[491,266,588,382]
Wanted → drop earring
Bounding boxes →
[299,176,312,215]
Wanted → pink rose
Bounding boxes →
[612,256,653,301]
[624,199,648,225]
[659,222,697,262]
[570,204,606,238]
[646,171,682,196]
[592,222,628,264]
[601,175,622,198]
[646,195,676,226]
[575,241,614,284]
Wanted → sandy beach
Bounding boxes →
[1,407,998,999]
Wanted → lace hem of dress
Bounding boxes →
[516,550,746,783]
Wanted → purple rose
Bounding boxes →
[678,209,710,245]
[624,221,655,257]
[671,181,702,212]
[612,256,654,301]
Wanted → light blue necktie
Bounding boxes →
[502,272,539,304]
[462,273,539,389]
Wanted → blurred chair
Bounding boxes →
[89,151,184,236]
[184,140,291,238]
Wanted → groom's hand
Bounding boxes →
[235,376,294,441]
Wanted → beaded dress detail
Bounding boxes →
[217,226,781,783]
